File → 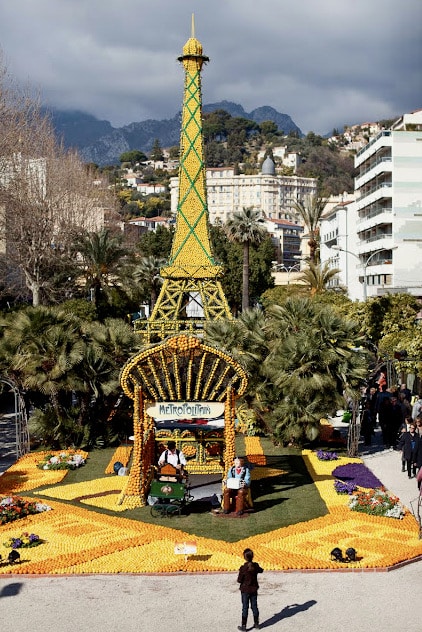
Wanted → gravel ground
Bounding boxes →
[1,564,421,632]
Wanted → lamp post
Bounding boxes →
[275,263,301,285]
[331,246,397,300]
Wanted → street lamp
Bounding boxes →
[331,245,397,300]
[274,263,301,285]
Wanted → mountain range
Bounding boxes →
[46,101,303,166]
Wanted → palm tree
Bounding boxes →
[224,207,267,311]
[204,297,368,443]
[263,296,368,444]
[75,318,139,445]
[204,308,270,433]
[0,306,87,444]
[132,255,166,310]
[297,261,340,295]
[75,229,128,306]
[294,195,327,263]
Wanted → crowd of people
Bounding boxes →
[361,378,422,488]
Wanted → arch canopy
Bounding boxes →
[121,335,247,403]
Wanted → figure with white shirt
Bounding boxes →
[223,456,251,516]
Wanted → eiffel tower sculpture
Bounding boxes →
[139,17,232,342]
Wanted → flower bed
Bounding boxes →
[37,450,86,470]
[316,449,338,461]
[0,496,51,525]
[332,463,383,489]
[4,532,43,549]
[334,479,357,495]
[349,488,405,519]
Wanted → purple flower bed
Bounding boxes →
[316,450,338,461]
[332,463,383,489]
[334,479,357,495]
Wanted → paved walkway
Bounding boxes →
[0,562,421,631]
[1,418,422,631]
[337,420,421,520]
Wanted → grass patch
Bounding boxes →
[29,440,328,543]
[131,452,327,543]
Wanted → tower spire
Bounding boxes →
[138,25,232,342]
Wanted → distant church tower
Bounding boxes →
[141,17,232,342]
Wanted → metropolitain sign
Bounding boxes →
[146,401,225,420]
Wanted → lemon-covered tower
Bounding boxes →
[138,19,232,342]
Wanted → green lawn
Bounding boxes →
[29,438,329,543]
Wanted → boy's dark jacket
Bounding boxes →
[237,561,264,593]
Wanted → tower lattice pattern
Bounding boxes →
[138,26,232,342]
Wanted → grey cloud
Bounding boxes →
[0,0,420,133]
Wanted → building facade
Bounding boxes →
[264,217,303,267]
[170,160,317,225]
[321,110,422,301]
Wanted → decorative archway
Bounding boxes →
[118,334,248,507]
[0,377,30,461]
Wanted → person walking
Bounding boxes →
[237,548,263,631]
[412,395,422,420]
[397,422,419,479]
[398,416,413,472]
[360,401,375,446]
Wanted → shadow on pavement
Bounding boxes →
[0,582,24,598]
[260,599,317,627]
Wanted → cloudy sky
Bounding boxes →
[0,0,421,135]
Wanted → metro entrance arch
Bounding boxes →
[119,335,247,507]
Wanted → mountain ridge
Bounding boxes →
[46,101,302,166]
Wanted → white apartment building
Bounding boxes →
[169,158,317,225]
[321,110,422,301]
[320,198,361,299]
[123,172,167,195]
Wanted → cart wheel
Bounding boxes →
[165,503,181,517]
[150,502,165,518]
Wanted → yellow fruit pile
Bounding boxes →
[245,437,267,466]
[181,444,196,457]
[104,445,133,474]
[167,334,201,352]
[0,451,88,494]
[1,445,422,574]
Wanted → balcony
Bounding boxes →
[355,130,392,166]
[357,207,392,232]
[356,235,394,255]
[355,183,392,210]
[355,157,392,188]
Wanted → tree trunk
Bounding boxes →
[23,268,41,306]
[242,242,250,312]
[308,238,317,264]
[347,399,360,458]
[32,284,40,307]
